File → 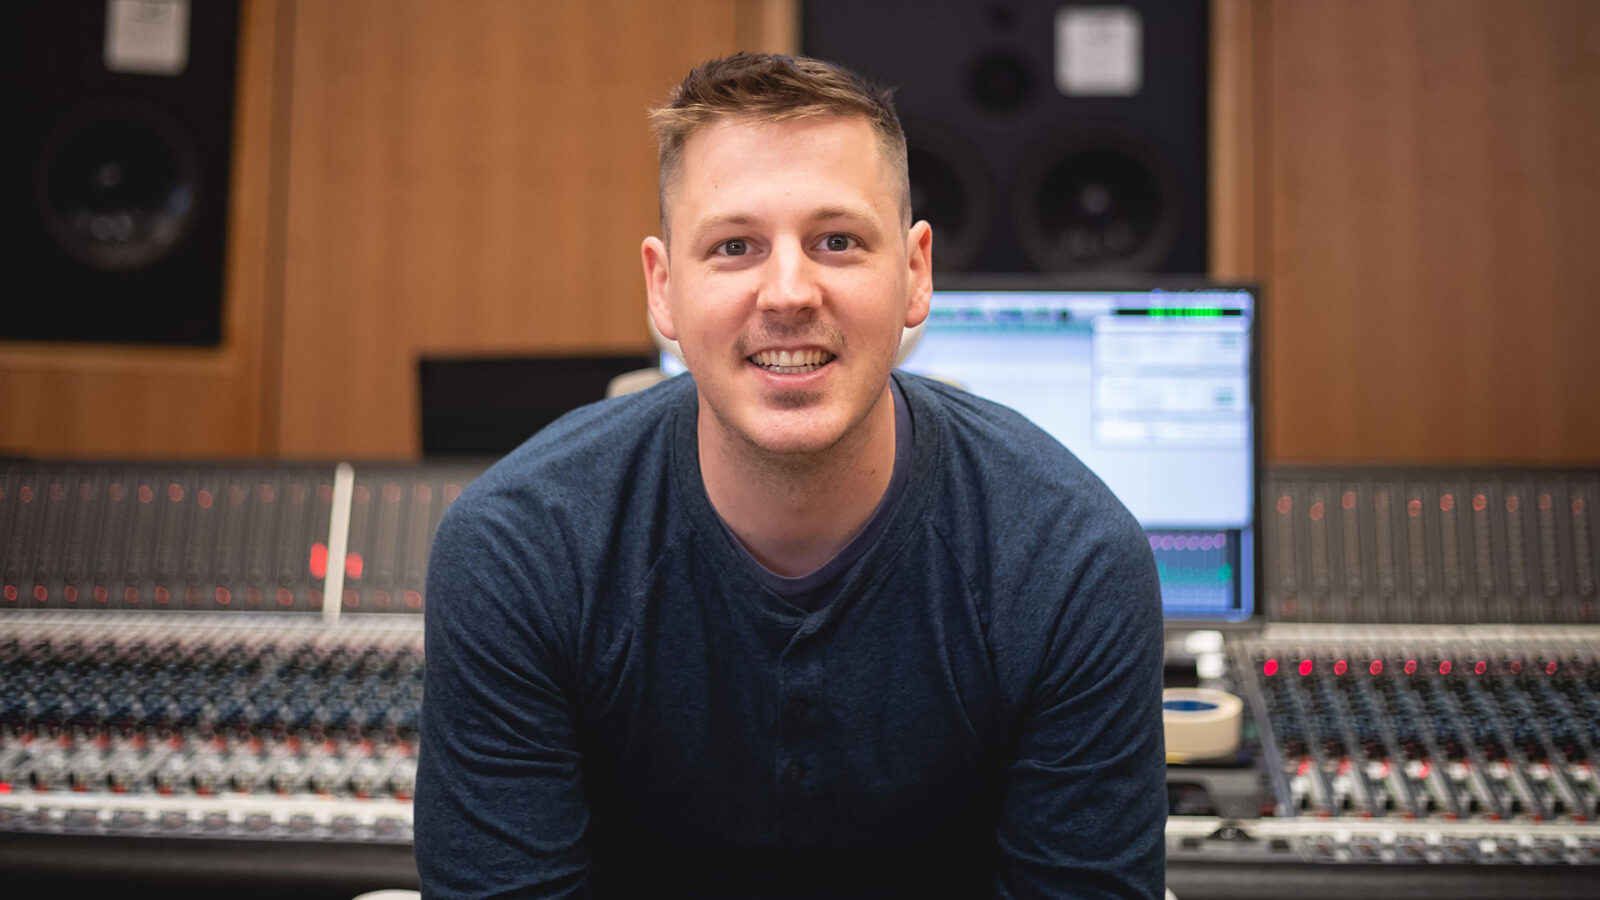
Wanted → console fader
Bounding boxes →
[3,461,1599,898]
[1263,467,1598,625]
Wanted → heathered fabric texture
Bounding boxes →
[415,371,1167,899]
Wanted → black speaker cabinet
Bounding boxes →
[803,0,1207,274]
[3,0,241,344]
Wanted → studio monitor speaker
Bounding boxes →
[803,0,1208,274]
[3,0,241,344]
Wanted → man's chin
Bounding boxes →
[734,409,851,460]
[763,387,826,411]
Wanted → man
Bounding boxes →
[416,53,1166,898]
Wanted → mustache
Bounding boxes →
[733,322,848,358]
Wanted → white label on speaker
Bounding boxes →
[1056,6,1142,97]
[105,0,191,77]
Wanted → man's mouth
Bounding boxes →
[748,349,835,375]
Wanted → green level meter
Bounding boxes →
[1157,563,1234,583]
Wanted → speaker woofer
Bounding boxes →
[905,121,993,272]
[1013,128,1182,272]
[35,101,202,273]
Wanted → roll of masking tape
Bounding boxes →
[1162,688,1242,763]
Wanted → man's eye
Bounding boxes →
[717,239,748,256]
[821,234,856,252]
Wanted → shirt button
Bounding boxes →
[783,761,805,785]
[784,696,810,721]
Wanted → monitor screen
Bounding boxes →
[658,277,1261,626]
[905,278,1259,625]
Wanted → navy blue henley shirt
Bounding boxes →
[416,371,1166,898]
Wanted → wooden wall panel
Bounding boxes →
[0,0,285,459]
[1260,0,1600,463]
[275,0,795,459]
[11,0,1591,467]
[1208,0,1265,284]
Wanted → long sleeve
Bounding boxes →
[414,498,590,899]
[994,523,1168,899]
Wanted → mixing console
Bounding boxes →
[1264,468,1598,624]
[0,613,419,843]
[1229,626,1599,829]
[2,460,1599,898]
[0,462,480,614]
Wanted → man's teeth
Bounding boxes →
[749,349,834,373]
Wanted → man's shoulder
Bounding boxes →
[902,372,1066,450]
[900,372,1122,508]
[897,371,1148,564]
[437,375,692,554]
[896,373,1158,650]
[472,375,689,499]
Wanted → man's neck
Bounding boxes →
[698,385,897,578]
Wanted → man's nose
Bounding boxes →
[755,239,822,314]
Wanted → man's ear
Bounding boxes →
[641,235,676,340]
[905,220,933,328]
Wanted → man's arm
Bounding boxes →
[415,500,589,898]
[994,526,1168,899]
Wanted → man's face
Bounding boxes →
[643,115,932,459]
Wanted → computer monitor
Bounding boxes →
[658,275,1261,626]
[419,354,657,459]
[906,276,1260,626]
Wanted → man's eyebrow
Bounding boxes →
[690,213,762,246]
[689,206,886,246]
[810,205,881,229]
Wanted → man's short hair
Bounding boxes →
[648,52,910,238]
